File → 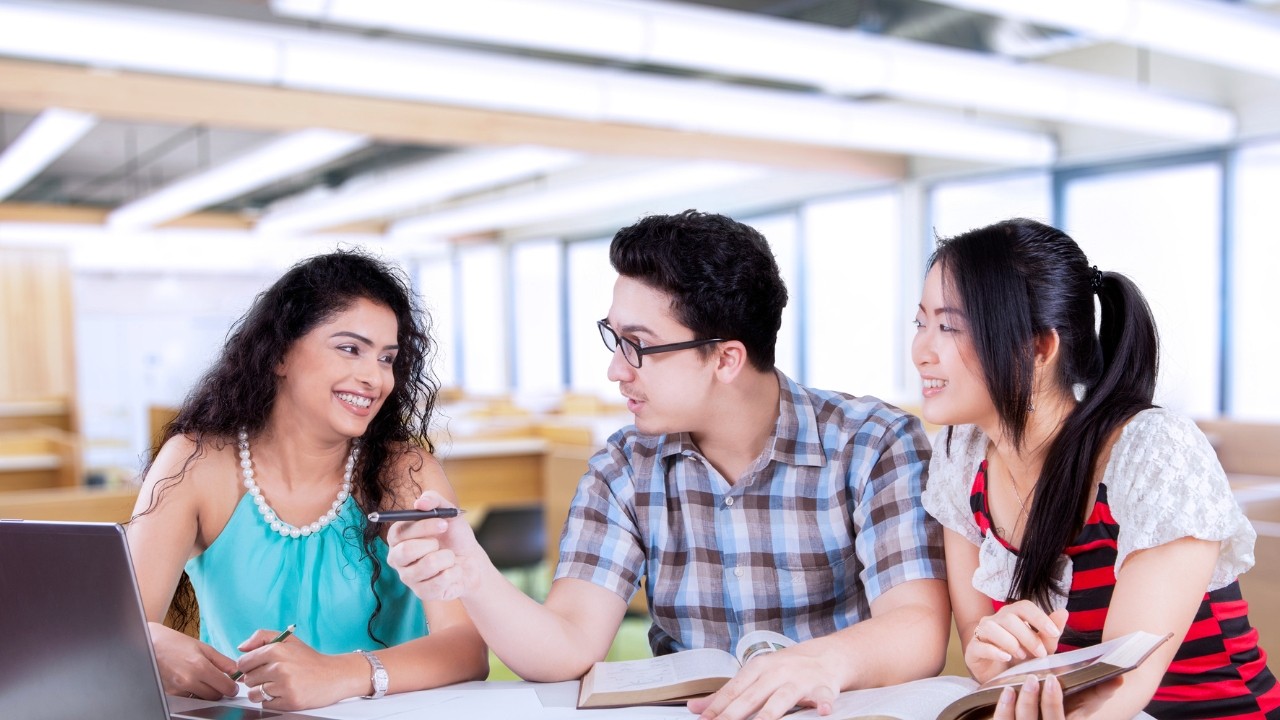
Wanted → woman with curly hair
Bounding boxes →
[127,249,487,710]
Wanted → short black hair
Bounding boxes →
[609,210,787,371]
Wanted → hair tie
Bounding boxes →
[1090,266,1103,293]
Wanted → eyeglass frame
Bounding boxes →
[597,319,725,368]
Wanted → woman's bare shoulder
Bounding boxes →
[137,433,240,508]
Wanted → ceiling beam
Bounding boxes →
[0,59,905,179]
[0,202,249,228]
[0,202,388,232]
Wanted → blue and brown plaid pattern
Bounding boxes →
[555,371,944,655]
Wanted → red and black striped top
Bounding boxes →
[971,461,1280,719]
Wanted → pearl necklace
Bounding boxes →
[238,428,358,539]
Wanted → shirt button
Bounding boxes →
[734,567,744,578]
[724,497,735,507]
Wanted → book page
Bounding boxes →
[735,629,797,666]
[789,676,976,720]
[588,649,742,693]
[980,630,1167,690]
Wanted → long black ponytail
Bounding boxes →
[932,218,1159,609]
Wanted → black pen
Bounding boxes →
[229,624,295,681]
[367,508,466,523]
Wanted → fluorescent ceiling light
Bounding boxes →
[928,0,1280,79]
[0,0,1055,165]
[270,0,1234,141]
[389,161,770,240]
[257,146,582,235]
[107,129,368,231]
[0,108,96,200]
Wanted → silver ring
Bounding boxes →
[260,684,276,703]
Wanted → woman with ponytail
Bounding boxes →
[916,218,1278,719]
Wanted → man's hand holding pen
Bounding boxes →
[386,490,487,603]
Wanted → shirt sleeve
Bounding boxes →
[920,424,986,546]
[552,429,647,602]
[1105,409,1256,590]
[851,410,947,603]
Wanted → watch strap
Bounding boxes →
[354,650,388,699]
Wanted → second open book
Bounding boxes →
[577,629,795,708]
[579,628,1170,719]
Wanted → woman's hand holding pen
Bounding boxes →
[386,490,486,603]
[235,629,363,710]
[148,621,239,700]
[965,601,1069,683]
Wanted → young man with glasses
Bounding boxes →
[388,210,948,720]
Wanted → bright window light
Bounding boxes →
[1064,161,1222,416]
[802,191,904,400]
[567,238,616,399]
[512,239,565,398]
[457,244,507,395]
[1231,142,1280,420]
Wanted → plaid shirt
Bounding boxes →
[555,371,944,655]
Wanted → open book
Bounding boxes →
[576,629,795,709]
[785,629,1171,720]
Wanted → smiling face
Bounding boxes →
[911,264,999,430]
[604,275,719,436]
[274,296,399,440]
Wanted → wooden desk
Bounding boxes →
[0,485,139,522]
[438,438,548,509]
[0,428,81,491]
[0,398,74,432]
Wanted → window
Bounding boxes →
[930,172,1052,239]
[416,250,456,390]
[1230,142,1280,420]
[511,239,564,399]
[566,237,616,397]
[456,243,507,395]
[1063,161,1223,416]
[801,192,903,399]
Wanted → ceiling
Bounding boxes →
[1,0,1278,251]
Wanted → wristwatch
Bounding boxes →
[355,650,388,699]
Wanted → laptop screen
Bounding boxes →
[0,520,175,719]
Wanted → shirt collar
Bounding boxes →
[768,370,827,468]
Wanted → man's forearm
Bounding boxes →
[814,580,951,690]
[462,571,628,682]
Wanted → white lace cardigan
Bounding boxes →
[921,408,1257,610]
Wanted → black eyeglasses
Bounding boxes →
[597,319,724,369]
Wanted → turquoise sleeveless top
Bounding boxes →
[185,492,426,656]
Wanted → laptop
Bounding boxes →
[0,519,318,720]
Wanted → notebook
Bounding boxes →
[0,519,318,720]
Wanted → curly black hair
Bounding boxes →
[136,248,439,646]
